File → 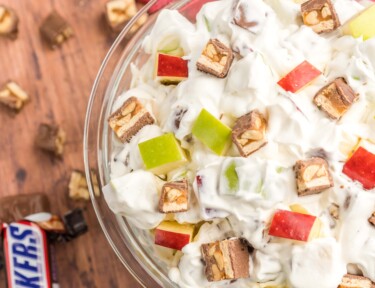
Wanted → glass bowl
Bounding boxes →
[83,0,212,287]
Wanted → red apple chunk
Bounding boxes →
[277,61,321,93]
[343,147,375,190]
[154,221,195,250]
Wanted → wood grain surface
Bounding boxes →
[0,0,141,287]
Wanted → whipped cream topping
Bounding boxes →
[104,0,375,287]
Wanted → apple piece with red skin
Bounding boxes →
[277,61,322,93]
[268,210,321,242]
[342,146,375,190]
[154,221,195,250]
[155,53,189,84]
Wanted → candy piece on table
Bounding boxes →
[35,123,66,156]
[33,215,66,234]
[154,53,189,85]
[62,208,88,238]
[0,81,29,111]
[0,5,18,39]
[201,238,250,282]
[158,179,189,213]
[343,5,375,41]
[192,109,232,155]
[232,110,267,157]
[128,13,148,35]
[108,96,155,143]
[342,146,375,190]
[220,161,239,195]
[339,274,373,288]
[40,11,73,49]
[105,0,137,32]
[295,157,334,196]
[138,133,188,175]
[368,212,375,227]
[277,61,321,93]
[268,210,321,242]
[154,221,195,250]
[68,170,100,201]
[313,77,358,120]
[301,0,340,34]
[196,39,234,78]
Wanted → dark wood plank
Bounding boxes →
[0,0,141,287]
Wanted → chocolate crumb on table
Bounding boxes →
[0,5,18,39]
[35,123,66,156]
[0,81,29,111]
[40,11,73,49]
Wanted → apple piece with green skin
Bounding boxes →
[277,61,322,93]
[269,210,321,242]
[138,133,188,175]
[343,5,375,41]
[154,53,189,84]
[157,37,185,57]
[192,109,232,155]
[342,146,375,190]
[154,221,195,250]
[220,160,239,195]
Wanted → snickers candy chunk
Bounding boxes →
[196,39,234,78]
[295,157,333,196]
[0,81,29,111]
[40,11,73,49]
[35,123,66,156]
[301,0,340,34]
[314,77,358,120]
[339,274,373,288]
[369,212,375,227]
[105,0,137,32]
[232,110,267,157]
[68,170,100,201]
[158,179,189,213]
[0,5,18,39]
[108,96,155,142]
[201,238,250,282]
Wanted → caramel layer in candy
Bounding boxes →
[369,212,375,227]
[40,11,73,49]
[314,77,358,119]
[301,0,340,34]
[105,0,137,32]
[158,179,189,213]
[35,123,66,156]
[232,110,267,157]
[295,157,333,196]
[108,96,155,142]
[0,5,18,39]
[339,274,373,288]
[0,81,29,111]
[196,39,234,78]
[201,238,250,282]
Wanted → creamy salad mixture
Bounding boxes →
[103,0,375,287]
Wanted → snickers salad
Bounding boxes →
[103,0,375,287]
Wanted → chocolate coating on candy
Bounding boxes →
[40,11,73,49]
[35,123,66,156]
[158,179,189,213]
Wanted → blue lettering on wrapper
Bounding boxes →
[12,243,37,259]
[14,271,40,288]
[9,226,33,240]
[14,256,38,272]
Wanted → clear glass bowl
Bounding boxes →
[83,1,212,287]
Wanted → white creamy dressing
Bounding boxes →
[103,0,375,287]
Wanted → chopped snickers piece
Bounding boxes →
[339,274,373,288]
[40,11,73,49]
[369,212,375,227]
[232,110,267,157]
[62,208,88,238]
[301,0,340,34]
[0,5,18,39]
[196,39,234,78]
[105,0,137,32]
[108,96,155,142]
[201,238,250,282]
[314,78,358,120]
[35,123,66,156]
[68,170,99,201]
[158,179,189,213]
[295,157,333,196]
[0,81,29,111]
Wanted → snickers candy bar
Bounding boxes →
[369,212,375,227]
[40,11,73,49]
[201,238,250,282]
[295,157,334,196]
[35,123,66,156]
[301,0,340,34]
[68,170,100,201]
[108,96,155,143]
[0,81,29,111]
[232,110,267,157]
[105,0,137,32]
[196,39,234,78]
[314,77,358,120]
[158,179,189,213]
[339,274,374,288]
[0,5,18,39]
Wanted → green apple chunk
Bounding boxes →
[138,133,188,175]
[345,5,375,40]
[220,160,239,195]
[192,109,232,155]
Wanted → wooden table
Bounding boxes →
[0,0,141,287]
